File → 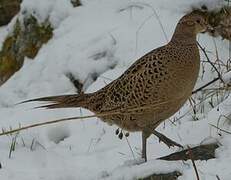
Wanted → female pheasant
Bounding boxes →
[23,12,209,162]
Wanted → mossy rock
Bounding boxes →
[0,55,20,84]
[0,0,21,26]
[0,16,53,86]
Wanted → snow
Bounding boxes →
[20,0,74,28]
[0,26,8,50]
[223,71,231,84]
[0,0,231,179]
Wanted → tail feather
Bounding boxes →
[20,94,90,109]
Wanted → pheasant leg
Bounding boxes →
[153,130,183,148]
[142,131,150,162]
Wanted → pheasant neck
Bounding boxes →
[170,26,197,45]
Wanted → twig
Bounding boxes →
[227,40,231,60]
[198,86,231,91]
[210,123,231,135]
[135,2,168,41]
[197,42,224,83]
[192,77,220,94]
[153,130,183,148]
[187,146,200,180]
[216,175,221,180]
[30,138,35,151]
[135,2,168,54]
[125,135,136,160]
[0,114,96,137]
[216,115,231,134]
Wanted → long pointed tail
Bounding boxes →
[20,94,91,109]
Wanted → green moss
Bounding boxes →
[0,56,19,73]
[0,55,20,85]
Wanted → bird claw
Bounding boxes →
[153,130,183,148]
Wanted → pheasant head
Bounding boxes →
[171,13,209,44]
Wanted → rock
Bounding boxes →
[0,16,53,86]
[0,0,21,26]
[70,0,81,7]
[66,73,84,94]
[138,171,182,180]
[158,143,219,161]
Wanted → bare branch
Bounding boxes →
[210,123,231,135]
[197,41,224,83]
[192,77,220,94]
[187,146,200,180]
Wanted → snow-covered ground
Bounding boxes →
[0,0,231,179]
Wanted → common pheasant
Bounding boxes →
[23,12,208,162]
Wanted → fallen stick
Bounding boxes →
[158,143,219,161]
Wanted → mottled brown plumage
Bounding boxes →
[23,12,208,161]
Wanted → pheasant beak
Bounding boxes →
[206,25,215,34]
[201,24,213,34]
